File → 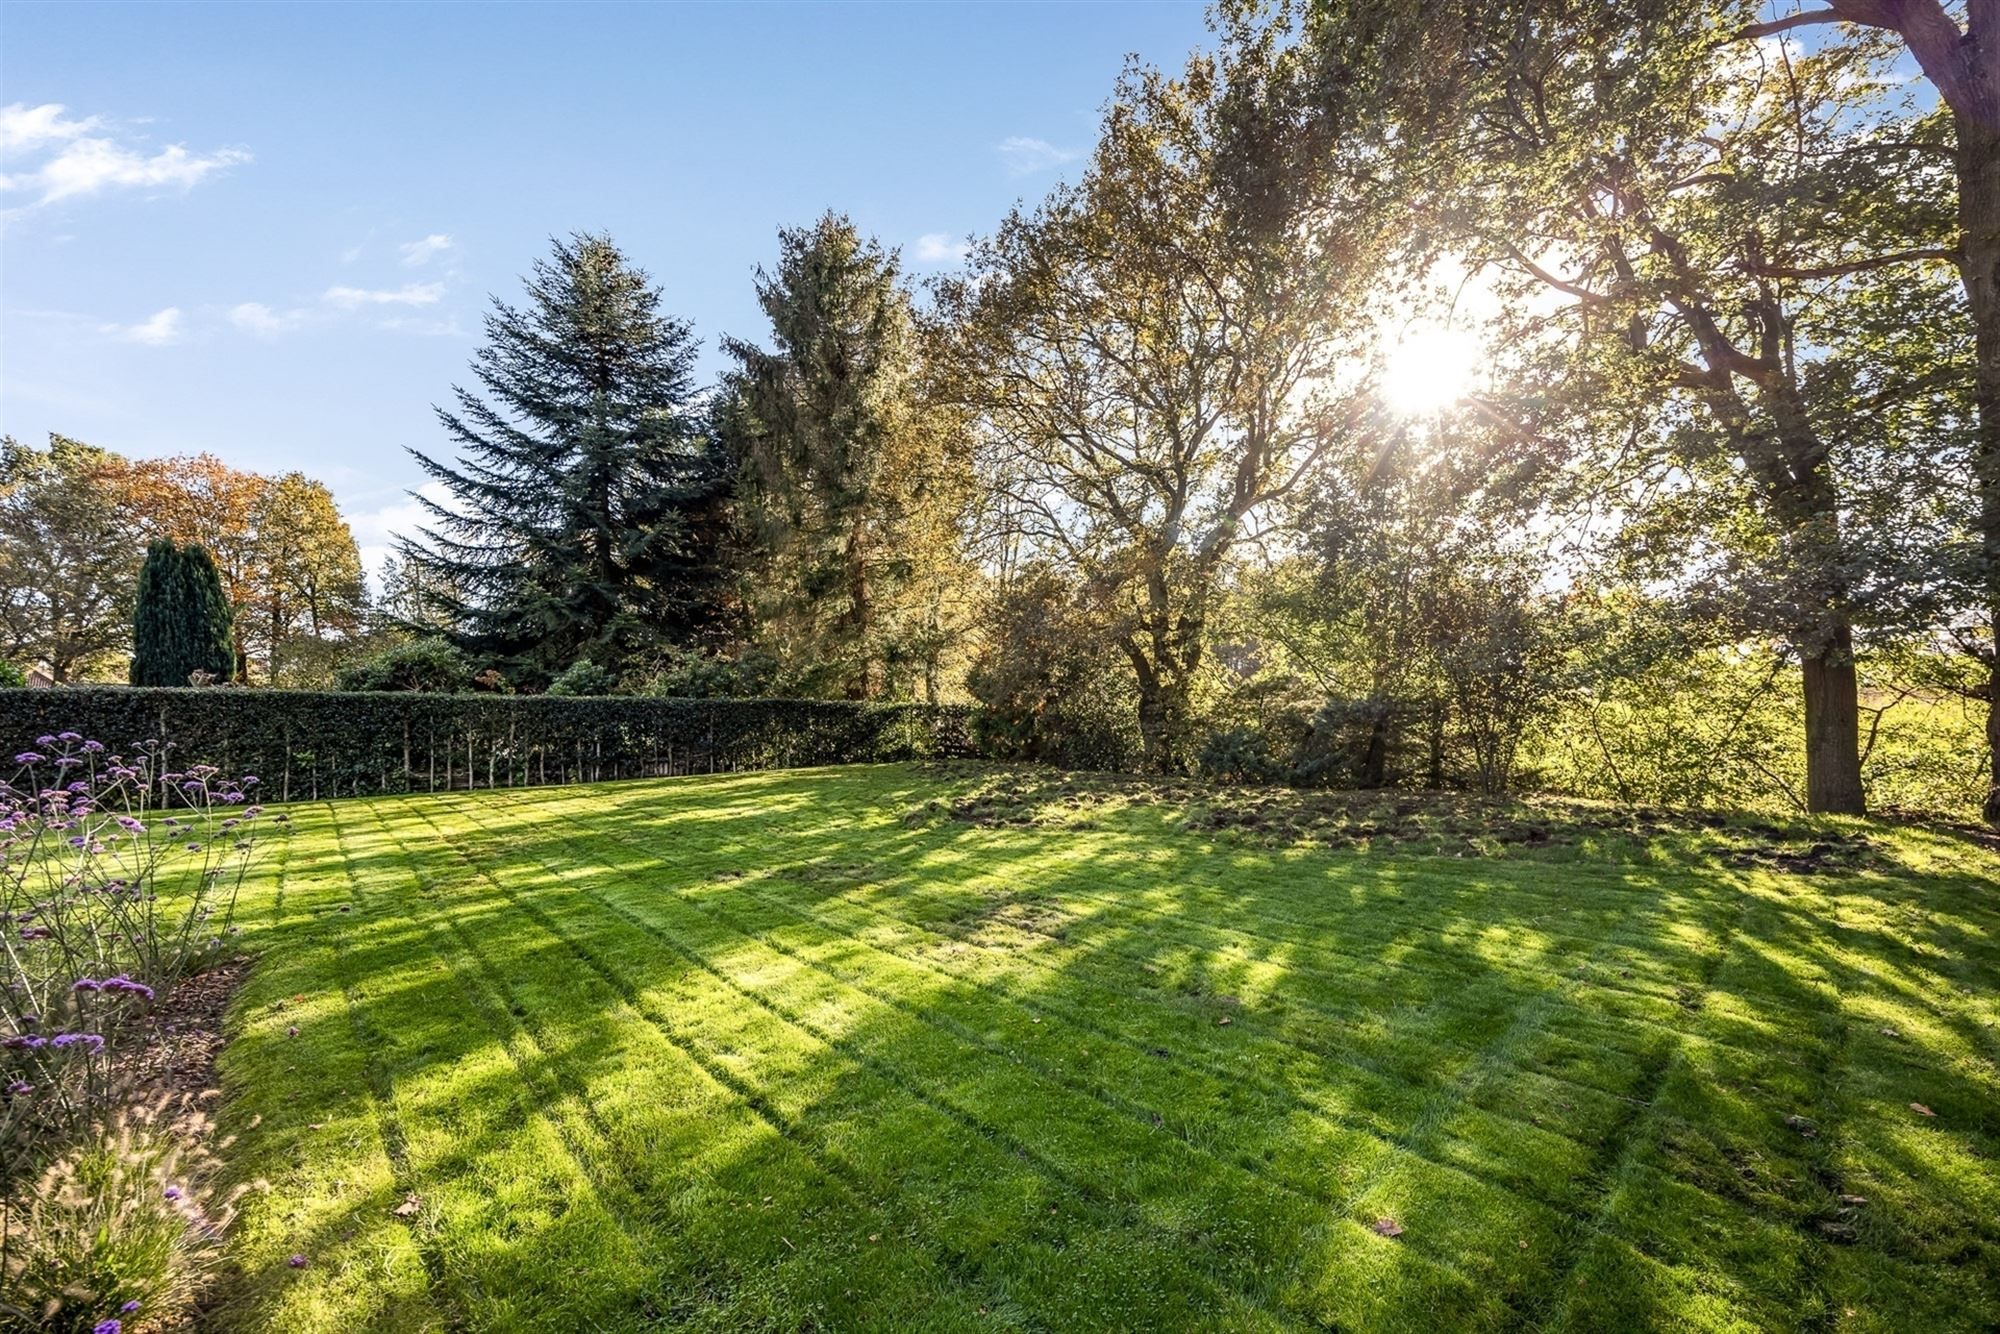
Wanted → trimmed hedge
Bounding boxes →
[0,689,976,802]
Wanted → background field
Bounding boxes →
[214,765,2000,1331]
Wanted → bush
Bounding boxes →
[625,647,785,699]
[1196,726,1284,784]
[5,1097,246,1332]
[1,734,273,1170]
[967,570,1139,771]
[334,638,471,693]
[0,661,23,689]
[0,689,977,803]
[546,660,612,697]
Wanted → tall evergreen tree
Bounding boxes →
[129,539,234,687]
[720,213,971,700]
[398,232,730,684]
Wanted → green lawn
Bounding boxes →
[212,765,1999,1332]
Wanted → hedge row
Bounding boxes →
[0,689,977,802]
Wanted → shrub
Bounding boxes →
[546,660,612,697]
[967,570,1138,771]
[334,637,470,693]
[0,661,24,689]
[0,690,976,803]
[1,733,273,1172]
[1196,726,1284,785]
[4,1096,246,1332]
[626,647,782,699]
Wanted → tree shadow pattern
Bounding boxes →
[209,766,2000,1332]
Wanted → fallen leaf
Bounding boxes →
[1217,1016,1233,1027]
[1783,1114,1817,1137]
[392,1193,422,1219]
[1372,1217,1404,1238]
[1881,1026,1900,1039]
[868,1234,880,1243]
[1910,1102,1935,1117]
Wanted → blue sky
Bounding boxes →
[0,0,1210,577]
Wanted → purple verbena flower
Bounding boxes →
[164,1185,183,1200]
[50,1032,105,1052]
[93,1319,121,1334]
[287,1253,308,1268]
[14,753,44,765]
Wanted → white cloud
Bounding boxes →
[996,136,1081,176]
[228,301,308,336]
[349,480,457,584]
[321,282,444,309]
[398,232,455,267]
[914,232,971,264]
[0,103,97,154]
[101,307,183,345]
[0,102,248,206]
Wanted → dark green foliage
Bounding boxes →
[0,661,22,689]
[0,687,973,801]
[626,646,783,699]
[545,660,611,697]
[129,539,234,687]
[399,232,733,685]
[334,638,472,693]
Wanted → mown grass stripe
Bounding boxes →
[213,767,2000,1332]
[437,789,1583,1325]
[369,795,1015,1332]
[393,794,1314,1331]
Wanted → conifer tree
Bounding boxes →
[129,539,234,686]
[720,213,970,699]
[398,232,730,683]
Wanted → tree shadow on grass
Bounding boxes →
[212,767,2000,1331]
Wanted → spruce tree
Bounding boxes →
[130,539,234,686]
[398,233,730,684]
[720,213,970,699]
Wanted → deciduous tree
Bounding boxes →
[0,435,142,684]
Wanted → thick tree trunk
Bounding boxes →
[1958,123,2000,824]
[1801,625,1867,814]
[1358,706,1390,788]
[1133,673,1190,774]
